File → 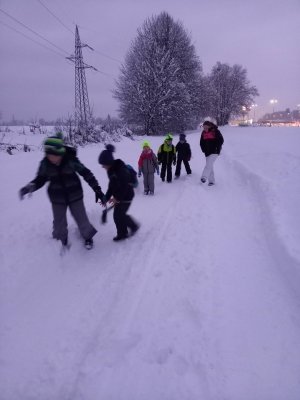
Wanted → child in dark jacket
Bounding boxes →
[157,134,176,182]
[19,135,104,249]
[99,144,140,241]
[138,141,159,195]
[175,133,192,178]
[200,121,224,186]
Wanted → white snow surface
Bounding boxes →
[1,127,300,400]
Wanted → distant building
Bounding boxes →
[258,108,300,126]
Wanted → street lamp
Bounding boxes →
[241,106,247,122]
[296,104,300,121]
[251,104,258,122]
[270,99,278,113]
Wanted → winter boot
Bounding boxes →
[130,223,140,237]
[113,234,128,242]
[84,238,94,250]
[60,238,71,255]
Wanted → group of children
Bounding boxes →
[19,121,223,250]
[137,132,192,195]
[137,119,224,194]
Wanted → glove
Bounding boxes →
[173,160,176,166]
[138,172,142,178]
[19,183,35,200]
[95,188,105,204]
[156,168,160,175]
[158,161,161,165]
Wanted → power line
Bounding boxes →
[0,20,114,78]
[75,24,122,64]
[93,49,122,64]
[0,7,69,55]
[35,1,123,65]
[36,0,74,35]
[92,67,115,79]
[44,0,77,31]
[0,7,117,79]
[0,19,68,59]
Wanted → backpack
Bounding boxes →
[64,145,77,158]
[126,164,138,188]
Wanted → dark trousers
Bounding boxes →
[52,199,97,243]
[160,162,173,182]
[175,157,191,176]
[113,202,138,237]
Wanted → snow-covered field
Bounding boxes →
[1,126,300,400]
[0,125,54,148]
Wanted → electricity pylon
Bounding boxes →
[67,25,97,139]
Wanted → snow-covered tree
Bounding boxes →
[114,12,205,135]
[207,62,259,126]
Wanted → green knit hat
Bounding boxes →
[44,136,66,155]
[142,140,151,148]
[165,133,173,141]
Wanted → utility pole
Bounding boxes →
[67,25,97,141]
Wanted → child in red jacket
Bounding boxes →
[138,141,159,195]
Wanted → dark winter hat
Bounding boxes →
[44,136,66,156]
[179,133,186,141]
[56,131,64,139]
[98,144,115,166]
[203,121,212,127]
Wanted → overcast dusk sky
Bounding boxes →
[0,0,299,122]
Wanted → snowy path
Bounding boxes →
[67,158,300,400]
[1,128,300,400]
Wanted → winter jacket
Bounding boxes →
[176,141,191,161]
[30,152,101,205]
[157,142,176,165]
[105,159,134,202]
[138,149,159,174]
[200,127,224,157]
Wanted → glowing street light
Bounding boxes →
[241,106,247,121]
[251,104,258,121]
[270,99,278,113]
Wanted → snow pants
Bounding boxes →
[201,154,218,184]
[143,172,155,193]
[160,162,173,182]
[175,157,191,177]
[113,202,139,238]
[52,199,97,243]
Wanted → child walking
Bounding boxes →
[157,134,176,182]
[200,121,224,186]
[138,141,159,195]
[175,133,192,178]
[98,144,140,241]
[19,135,105,250]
